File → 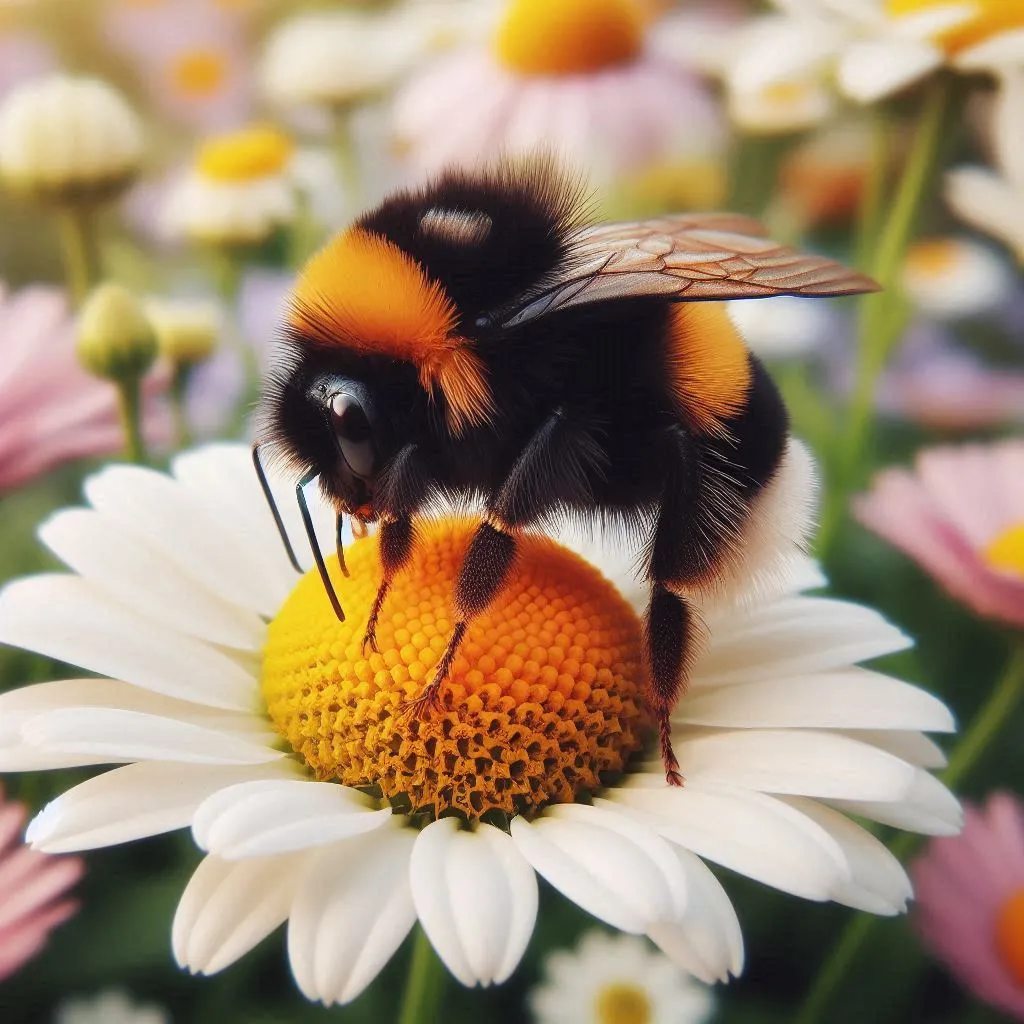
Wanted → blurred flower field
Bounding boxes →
[0,1,1022,1022]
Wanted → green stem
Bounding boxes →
[854,111,891,271]
[817,80,949,556]
[330,103,361,208]
[56,205,100,308]
[170,363,194,449]
[397,926,447,1024]
[794,645,1024,1024]
[115,376,147,465]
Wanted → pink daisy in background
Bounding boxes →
[0,785,83,983]
[854,440,1024,628]
[0,283,171,493]
[103,0,253,132]
[393,0,725,181]
[911,791,1024,1020]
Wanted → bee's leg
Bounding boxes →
[644,425,744,785]
[362,514,415,656]
[404,410,604,718]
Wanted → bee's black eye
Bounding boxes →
[329,392,376,478]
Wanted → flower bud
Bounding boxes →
[146,299,221,367]
[0,75,143,206]
[76,283,158,382]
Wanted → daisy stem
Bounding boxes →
[817,78,950,556]
[397,926,447,1024]
[115,376,147,465]
[331,103,361,207]
[795,645,1024,1024]
[55,205,100,309]
[170,363,194,449]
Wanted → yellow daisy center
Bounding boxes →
[261,520,648,821]
[171,49,228,100]
[994,888,1024,985]
[495,0,645,76]
[196,124,293,183]
[595,982,653,1024]
[886,0,1024,56]
[984,523,1024,578]
[904,238,960,279]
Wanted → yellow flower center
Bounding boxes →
[171,49,228,100]
[196,124,293,183]
[887,0,1024,55]
[262,520,648,821]
[994,888,1024,985]
[594,983,653,1024]
[984,523,1024,578]
[904,237,961,279]
[494,0,645,76]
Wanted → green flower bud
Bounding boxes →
[146,299,221,367]
[76,283,159,382]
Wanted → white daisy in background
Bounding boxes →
[161,124,296,247]
[901,236,1014,320]
[946,68,1024,265]
[727,75,837,136]
[728,296,840,360]
[727,0,1024,109]
[392,0,725,181]
[0,445,959,1005]
[55,989,169,1024]
[529,930,714,1024]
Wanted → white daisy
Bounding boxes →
[55,989,169,1024]
[0,445,959,1005]
[529,929,714,1024]
[901,236,1014,320]
[728,296,840,359]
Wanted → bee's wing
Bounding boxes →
[499,214,877,328]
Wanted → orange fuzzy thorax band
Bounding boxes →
[288,227,493,432]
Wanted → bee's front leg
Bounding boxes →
[362,514,415,655]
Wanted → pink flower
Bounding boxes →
[911,792,1024,1020]
[854,441,1024,628]
[0,786,83,983]
[392,0,724,181]
[0,282,171,494]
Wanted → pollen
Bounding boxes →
[994,888,1024,985]
[886,0,1024,56]
[261,519,648,820]
[595,983,653,1024]
[195,124,293,183]
[171,49,228,99]
[495,0,645,76]
[984,523,1024,579]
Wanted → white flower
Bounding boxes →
[529,929,714,1024]
[0,74,142,203]
[55,990,169,1024]
[946,69,1024,264]
[727,0,1024,109]
[260,10,422,112]
[0,445,959,1006]
[728,296,840,358]
[901,236,1014,319]
[727,75,836,135]
[161,125,296,247]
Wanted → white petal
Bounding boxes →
[509,804,687,934]
[39,508,265,650]
[604,782,848,901]
[780,797,912,915]
[647,846,744,984]
[26,761,303,853]
[676,670,954,732]
[20,708,282,765]
[0,575,258,711]
[675,728,920,801]
[287,824,417,1006]
[727,16,843,94]
[955,29,1024,74]
[410,819,537,987]
[830,770,962,836]
[173,852,306,975]
[697,597,911,688]
[945,166,1024,253]
[840,729,947,769]
[83,463,287,617]
[192,779,391,859]
[837,38,943,103]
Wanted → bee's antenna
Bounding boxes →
[252,443,303,573]
[295,470,346,622]
[335,514,350,578]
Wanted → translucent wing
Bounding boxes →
[499,213,877,328]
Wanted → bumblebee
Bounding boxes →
[255,160,874,784]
